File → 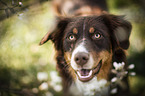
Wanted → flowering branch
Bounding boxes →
[110,62,136,94]
[0,0,23,18]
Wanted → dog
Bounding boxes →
[40,0,132,96]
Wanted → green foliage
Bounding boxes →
[108,0,134,10]
[0,1,62,96]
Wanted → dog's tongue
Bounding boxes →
[77,69,93,79]
[79,69,90,76]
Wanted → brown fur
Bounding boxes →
[89,27,95,33]
[52,0,108,17]
[72,28,78,34]
[92,50,113,80]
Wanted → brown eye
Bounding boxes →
[68,35,76,41]
[93,33,101,39]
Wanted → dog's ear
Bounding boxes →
[39,18,70,46]
[39,31,52,45]
[103,14,132,50]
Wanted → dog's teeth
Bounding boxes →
[77,70,92,79]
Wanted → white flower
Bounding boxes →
[53,85,62,92]
[45,91,53,96]
[113,62,125,70]
[111,69,117,74]
[125,71,128,75]
[50,71,62,91]
[111,77,117,83]
[128,64,135,69]
[37,72,48,81]
[50,71,62,83]
[39,82,49,90]
[130,72,136,76]
[32,88,39,93]
[19,2,23,5]
[111,88,117,94]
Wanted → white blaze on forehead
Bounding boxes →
[73,42,88,54]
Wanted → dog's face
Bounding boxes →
[63,17,113,82]
[40,14,131,82]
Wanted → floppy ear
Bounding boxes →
[104,15,132,50]
[39,31,52,45]
[39,18,70,48]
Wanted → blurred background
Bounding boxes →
[0,0,145,96]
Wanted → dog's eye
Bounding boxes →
[68,35,76,41]
[93,33,101,39]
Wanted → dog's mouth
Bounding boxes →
[75,60,102,82]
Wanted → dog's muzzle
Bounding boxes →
[74,52,102,82]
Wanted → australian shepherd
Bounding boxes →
[39,0,132,96]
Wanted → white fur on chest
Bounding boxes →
[69,77,109,96]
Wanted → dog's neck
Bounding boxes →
[69,77,110,96]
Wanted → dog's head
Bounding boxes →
[40,14,131,82]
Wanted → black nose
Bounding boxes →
[74,52,89,66]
